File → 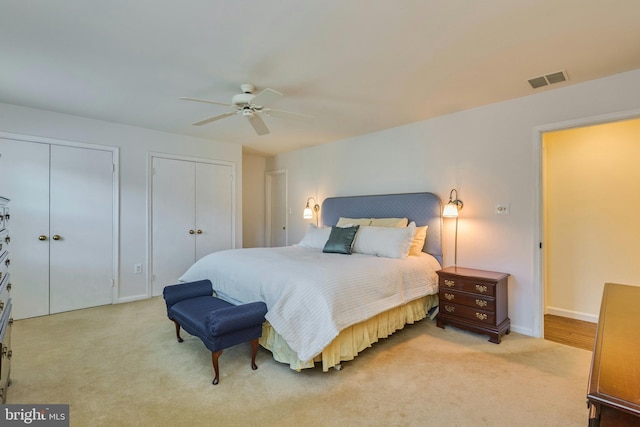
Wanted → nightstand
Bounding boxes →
[436,266,510,344]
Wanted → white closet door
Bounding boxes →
[49,145,114,314]
[152,157,196,295]
[0,138,50,318]
[195,162,233,260]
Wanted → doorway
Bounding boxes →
[536,114,640,338]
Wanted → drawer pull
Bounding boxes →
[0,301,4,311]
[475,299,488,308]
[444,279,455,287]
[475,313,488,321]
[6,283,11,291]
[4,259,8,267]
[4,236,9,243]
[475,284,488,293]
[444,305,455,313]
[8,318,13,326]
[444,293,455,301]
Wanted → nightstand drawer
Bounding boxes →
[441,303,495,324]
[440,290,495,311]
[439,276,496,297]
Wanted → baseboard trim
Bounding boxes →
[117,295,149,304]
[546,306,598,323]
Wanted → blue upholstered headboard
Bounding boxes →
[321,192,443,265]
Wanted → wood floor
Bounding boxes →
[544,314,597,351]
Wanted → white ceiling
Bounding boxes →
[2,1,640,156]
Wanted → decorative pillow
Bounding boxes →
[298,224,331,249]
[336,217,371,227]
[352,222,417,259]
[408,225,428,256]
[322,225,360,254]
[370,217,408,228]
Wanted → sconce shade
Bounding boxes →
[303,197,319,222]
[442,202,459,218]
[442,189,463,218]
[303,207,313,219]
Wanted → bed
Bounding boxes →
[179,192,443,371]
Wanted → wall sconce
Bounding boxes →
[443,189,463,266]
[303,197,320,225]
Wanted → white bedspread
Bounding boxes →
[179,246,440,362]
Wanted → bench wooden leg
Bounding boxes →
[171,319,184,343]
[250,338,259,370]
[212,350,223,385]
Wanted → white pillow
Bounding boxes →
[352,222,417,259]
[298,224,331,249]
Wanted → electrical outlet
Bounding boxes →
[495,203,510,215]
[134,264,143,274]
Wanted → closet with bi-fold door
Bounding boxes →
[0,135,117,319]
[150,154,235,296]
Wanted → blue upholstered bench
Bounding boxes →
[163,280,268,385]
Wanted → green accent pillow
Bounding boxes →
[322,225,360,254]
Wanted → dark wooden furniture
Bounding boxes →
[0,197,12,403]
[587,283,640,427]
[436,266,510,344]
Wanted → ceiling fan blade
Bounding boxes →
[247,114,270,136]
[264,108,314,120]
[250,88,283,108]
[193,111,236,126]
[180,97,233,107]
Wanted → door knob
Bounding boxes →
[197,229,203,234]
[38,235,48,241]
[52,234,61,241]
[189,230,195,235]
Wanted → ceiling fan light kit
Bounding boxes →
[181,84,312,136]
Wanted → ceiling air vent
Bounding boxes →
[527,70,569,89]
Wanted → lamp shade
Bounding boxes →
[442,202,459,218]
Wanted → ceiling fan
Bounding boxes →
[180,84,312,136]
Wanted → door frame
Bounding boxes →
[265,169,288,247]
[532,107,640,338]
[0,130,120,302]
[147,152,236,297]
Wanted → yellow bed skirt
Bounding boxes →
[259,294,439,372]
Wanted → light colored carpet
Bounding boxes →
[9,297,592,426]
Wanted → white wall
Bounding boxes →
[0,102,242,302]
[268,68,640,336]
